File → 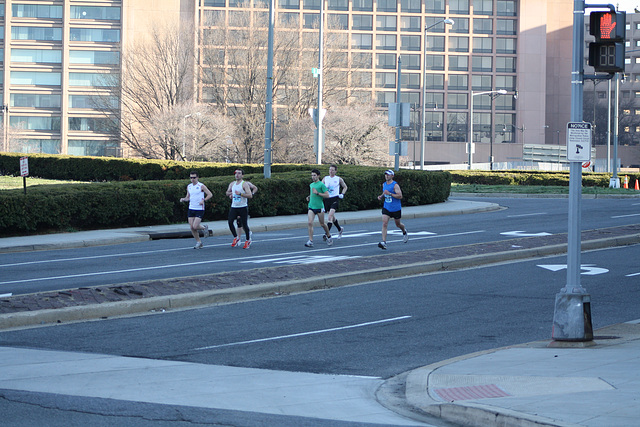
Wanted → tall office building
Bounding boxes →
[584,11,640,169]
[2,0,577,168]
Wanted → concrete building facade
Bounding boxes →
[1,0,583,169]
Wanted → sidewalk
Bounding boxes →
[2,197,640,426]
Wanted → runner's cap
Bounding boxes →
[384,169,394,176]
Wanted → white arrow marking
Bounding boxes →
[501,231,552,237]
[537,264,609,275]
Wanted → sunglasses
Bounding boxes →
[190,176,198,179]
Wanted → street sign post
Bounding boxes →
[19,156,28,195]
[566,122,592,162]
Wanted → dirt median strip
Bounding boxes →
[1,224,639,330]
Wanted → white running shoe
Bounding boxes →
[201,224,209,238]
[305,240,314,247]
[338,228,343,239]
[327,237,333,246]
[378,241,387,250]
[403,230,409,243]
[194,241,203,249]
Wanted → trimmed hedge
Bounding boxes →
[0,152,303,181]
[448,170,638,187]
[0,169,451,235]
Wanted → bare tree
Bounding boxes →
[103,20,197,159]
[200,9,361,163]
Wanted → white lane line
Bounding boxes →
[0,231,371,268]
[507,212,547,218]
[193,315,412,351]
[626,272,640,277]
[0,230,485,286]
[0,293,12,298]
[611,213,640,219]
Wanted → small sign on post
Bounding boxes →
[20,156,29,195]
[566,122,592,162]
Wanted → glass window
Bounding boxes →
[376,91,395,107]
[496,38,516,54]
[13,139,61,154]
[68,117,112,132]
[10,71,61,86]
[69,50,120,65]
[376,15,396,31]
[426,35,445,52]
[472,74,492,90]
[426,55,445,70]
[353,0,374,11]
[472,56,492,72]
[279,12,299,25]
[495,94,515,110]
[376,53,396,69]
[450,0,469,14]
[497,0,517,16]
[10,94,61,108]
[352,71,372,87]
[473,0,492,15]
[447,93,468,109]
[352,52,372,68]
[400,92,420,106]
[68,140,119,157]
[278,0,300,9]
[449,36,469,52]
[70,6,120,20]
[425,73,444,89]
[203,0,225,5]
[401,16,421,32]
[12,4,62,18]
[474,18,493,34]
[450,18,469,33]
[424,17,450,33]
[473,37,492,53]
[402,73,420,89]
[328,0,348,11]
[377,0,397,12]
[497,19,517,35]
[376,34,396,50]
[401,54,421,70]
[402,0,422,13]
[448,74,468,90]
[449,55,468,71]
[10,116,61,131]
[328,14,348,29]
[425,0,445,14]
[11,49,62,63]
[69,94,118,109]
[424,111,444,141]
[447,112,468,141]
[303,13,319,28]
[352,34,373,49]
[11,27,62,41]
[69,73,116,87]
[375,72,396,88]
[353,15,373,30]
[496,56,516,72]
[303,0,321,10]
[496,75,516,91]
[425,92,444,108]
[70,28,120,42]
[401,35,421,51]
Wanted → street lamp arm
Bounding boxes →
[424,18,454,32]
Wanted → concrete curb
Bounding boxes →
[452,192,640,199]
[2,231,639,330]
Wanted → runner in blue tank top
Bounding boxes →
[376,170,408,250]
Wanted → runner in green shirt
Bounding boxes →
[305,169,333,247]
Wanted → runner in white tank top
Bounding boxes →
[179,172,213,249]
[322,165,348,239]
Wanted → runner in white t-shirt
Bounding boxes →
[179,171,213,249]
[322,165,348,239]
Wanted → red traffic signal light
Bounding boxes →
[590,11,626,41]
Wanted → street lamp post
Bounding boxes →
[469,89,506,170]
[420,18,453,170]
[182,114,191,161]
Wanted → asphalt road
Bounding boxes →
[1,197,639,296]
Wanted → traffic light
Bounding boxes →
[588,11,626,73]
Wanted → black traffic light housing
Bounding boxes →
[588,11,626,73]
